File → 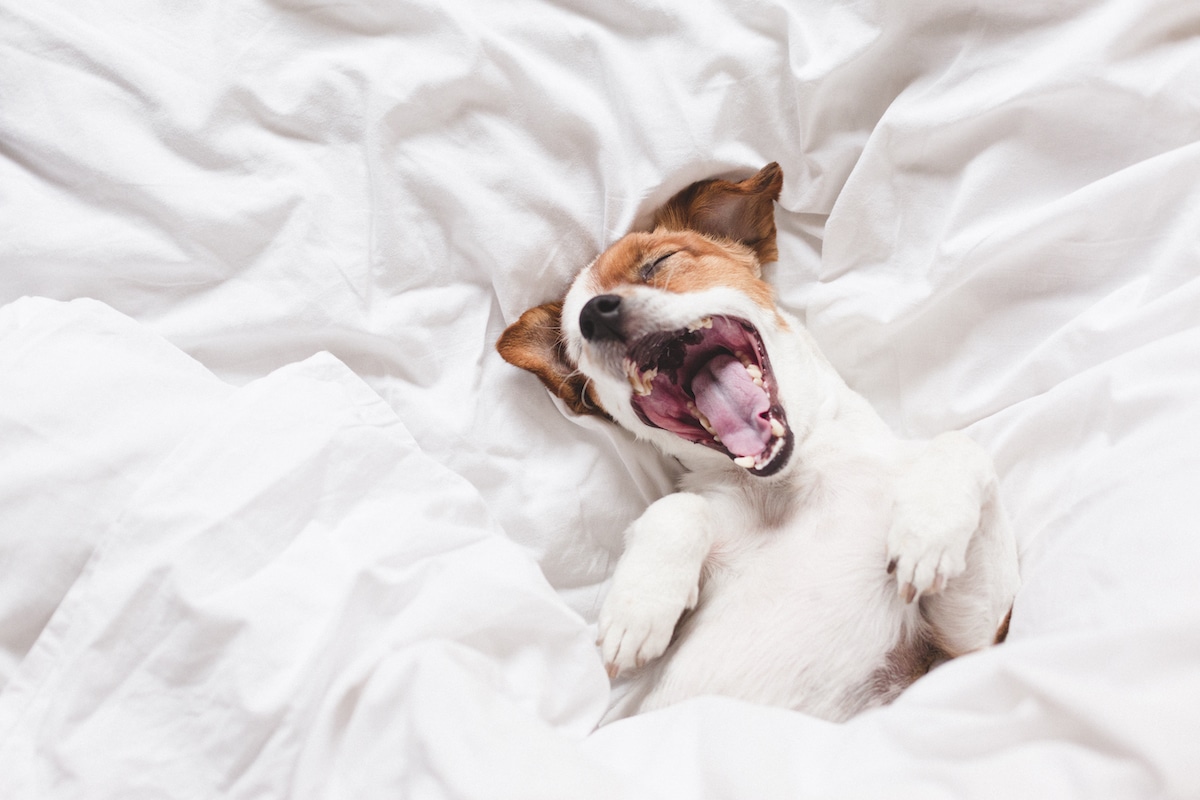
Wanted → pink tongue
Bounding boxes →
[691,355,771,458]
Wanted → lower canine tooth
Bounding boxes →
[626,361,652,395]
[733,456,756,469]
[770,418,786,438]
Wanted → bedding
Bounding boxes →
[1,0,1198,797]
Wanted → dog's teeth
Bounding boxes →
[687,400,719,437]
[625,360,652,395]
[688,401,717,435]
[733,455,756,469]
[770,418,786,438]
[687,317,713,332]
[739,354,764,388]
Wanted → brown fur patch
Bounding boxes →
[871,632,949,705]
[993,606,1013,644]
[654,162,783,264]
[590,234,657,291]
[590,230,777,311]
[496,302,608,419]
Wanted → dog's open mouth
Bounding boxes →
[624,315,792,477]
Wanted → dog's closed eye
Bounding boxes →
[640,251,678,282]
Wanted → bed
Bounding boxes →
[2,0,1198,797]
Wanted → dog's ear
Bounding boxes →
[496,301,609,419]
[653,162,784,264]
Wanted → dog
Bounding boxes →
[497,163,1019,722]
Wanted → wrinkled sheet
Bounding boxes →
[2,0,1199,797]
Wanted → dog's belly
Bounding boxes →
[631,486,914,721]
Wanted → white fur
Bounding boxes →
[564,259,1021,723]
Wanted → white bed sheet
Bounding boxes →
[2,0,1199,797]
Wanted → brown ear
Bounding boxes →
[496,301,609,419]
[653,162,784,264]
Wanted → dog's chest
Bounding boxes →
[703,447,898,570]
[650,452,909,717]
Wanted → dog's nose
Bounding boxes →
[579,294,624,342]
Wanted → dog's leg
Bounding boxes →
[887,432,1020,654]
[598,492,712,678]
[922,486,1020,655]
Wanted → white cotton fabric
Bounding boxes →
[1,0,1198,797]
[0,299,609,798]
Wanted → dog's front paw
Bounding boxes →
[597,582,697,678]
[886,504,975,604]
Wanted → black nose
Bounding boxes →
[579,294,624,342]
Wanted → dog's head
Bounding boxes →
[498,163,806,478]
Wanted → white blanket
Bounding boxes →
[2,0,1198,797]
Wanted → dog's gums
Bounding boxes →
[624,315,793,476]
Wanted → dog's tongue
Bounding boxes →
[691,354,771,458]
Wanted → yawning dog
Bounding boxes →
[497,163,1019,722]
